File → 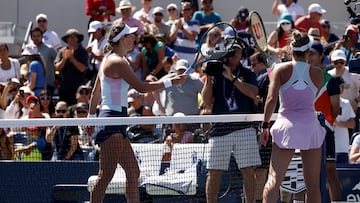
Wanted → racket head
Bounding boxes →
[185,22,237,74]
[249,11,268,53]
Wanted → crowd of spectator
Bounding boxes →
[1,0,360,202]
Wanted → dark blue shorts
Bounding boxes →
[94,108,128,145]
[325,128,336,162]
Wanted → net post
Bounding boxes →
[320,141,327,203]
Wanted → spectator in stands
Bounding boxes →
[74,102,93,147]
[0,43,21,83]
[334,76,355,164]
[127,88,156,136]
[29,27,57,95]
[328,49,360,112]
[309,42,342,202]
[199,24,223,59]
[272,0,304,21]
[133,0,154,26]
[68,85,92,118]
[333,24,359,66]
[147,7,171,45]
[227,7,256,65]
[138,33,166,79]
[88,22,185,203]
[166,3,179,28]
[267,12,295,64]
[87,21,107,72]
[114,0,144,35]
[157,59,203,116]
[249,52,273,202]
[350,133,360,163]
[21,44,46,96]
[35,13,62,50]
[55,29,88,106]
[230,6,249,33]
[127,37,147,81]
[260,31,325,203]
[5,86,33,119]
[0,127,13,160]
[320,19,339,55]
[0,78,20,110]
[169,112,194,143]
[15,95,52,160]
[169,1,200,64]
[202,38,260,203]
[38,90,55,118]
[192,0,222,50]
[85,0,115,24]
[46,101,84,161]
[295,3,326,36]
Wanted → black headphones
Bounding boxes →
[224,36,249,59]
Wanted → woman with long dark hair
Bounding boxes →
[267,12,296,64]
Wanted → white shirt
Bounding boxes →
[334,97,356,153]
[43,29,62,49]
[277,2,304,21]
[133,8,154,24]
[328,66,360,102]
[89,37,107,70]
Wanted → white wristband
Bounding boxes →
[87,114,96,118]
[163,79,172,88]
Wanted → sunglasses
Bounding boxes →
[79,90,90,95]
[334,60,345,65]
[37,19,47,23]
[281,22,291,25]
[40,96,51,100]
[76,110,88,114]
[168,8,176,12]
[154,13,163,16]
[182,8,191,12]
[56,109,67,114]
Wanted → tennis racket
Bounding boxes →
[248,11,269,65]
[184,22,237,74]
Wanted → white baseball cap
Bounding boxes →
[21,44,40,56]
[88,21,103,33]
[36,13,48,22]
[152,6,164,15]
[175,59,189,70]
[308,3,326,14]
[167,3,178,11]
[331,49,346,62]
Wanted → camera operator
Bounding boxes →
[202,38,261,203]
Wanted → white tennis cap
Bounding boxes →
[88,21,102,33]
[331,49,346,61]
[308,3,326,14]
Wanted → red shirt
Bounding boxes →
[295,15,323,37]
[85,0,115,22]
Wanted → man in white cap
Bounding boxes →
[86,21,107,72]
[113,0,144,35]
[328,49,360,111]
[157,59,204,116]
[295,3,326,36]
[35,13,62,50]
[148,7,171,44]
